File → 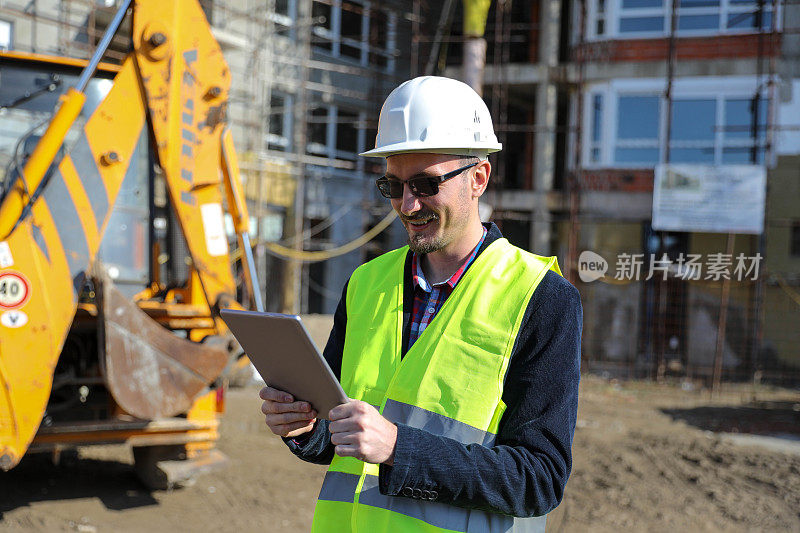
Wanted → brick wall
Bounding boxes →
[573,34,782,63]
[577,168,655,192]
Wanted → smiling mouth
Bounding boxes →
[405,214,438,230]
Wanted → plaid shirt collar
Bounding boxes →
[411,226,488,293]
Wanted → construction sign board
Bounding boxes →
[652,164,766,234]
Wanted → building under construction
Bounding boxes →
[437,0,800,385]
[1,0,798,385]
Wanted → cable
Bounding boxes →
[0,115,58,240]
[230,209,397,264]
[277,203,354,246]
[307,276,343,301]
[0,114,50,206]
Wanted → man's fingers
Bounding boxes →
[328,405,346,421]
[259,386,294,402]
[330,430,358,446]
[334,445,362,460]
[262,400,312,415]
[328,398,360,421]
[267,410,317,426]
[328,418,361,434]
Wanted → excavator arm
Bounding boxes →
[0,0,257,472]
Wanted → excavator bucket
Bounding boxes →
[98,273,229,420]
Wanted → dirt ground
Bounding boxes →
[2,320,799,532]
[553,377,800,532]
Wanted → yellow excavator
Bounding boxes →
[0,0,262,487]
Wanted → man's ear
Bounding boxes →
[471,160,491,199]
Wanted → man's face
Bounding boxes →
[385,153,476,255]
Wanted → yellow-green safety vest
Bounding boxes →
[312,237,562,533]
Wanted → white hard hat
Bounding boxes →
[360,76,502,158]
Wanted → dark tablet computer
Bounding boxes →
[220,309,348,419]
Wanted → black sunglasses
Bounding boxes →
[375,162,478,199]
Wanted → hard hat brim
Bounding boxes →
[360,141,503,158]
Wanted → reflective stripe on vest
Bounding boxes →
[312,238,561,533]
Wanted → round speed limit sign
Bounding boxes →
[0,271,31,310]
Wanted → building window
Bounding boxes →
[340,1,364,60]
[369,8,390,68]
[312,0,334,52]
[669,98,717,163]
[587,0,776,39]
[0,19,11,51]
[595,0,608,36]
[305,105,365,160]
[792,223,800,257]
[310,1,396,71]
[722,97,767,163]
[585,78,767,168]
[589,94,604,163]
[335,108,360,158]
[364,126,378,154]
[615,95,661,164]
[308,106,330,155]
[618,0,665,34]
[677,0,720,32]
[267,92,292,151]
[726,0,773,30]
[271,0,295,36]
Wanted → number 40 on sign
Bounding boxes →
[0,272,31,310]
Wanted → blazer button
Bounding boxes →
[402,487,413,497]
[412,488,422,499]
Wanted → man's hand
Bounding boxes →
[259,386,317,438]
[329,400,398,465]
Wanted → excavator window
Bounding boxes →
[0,62,113,189]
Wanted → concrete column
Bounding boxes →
[283,0,312,314]
[530,208,553,255]
[463,37,487,95]
[531,0,561,255]
[461,0,492,92]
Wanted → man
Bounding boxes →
[260,76,582,532]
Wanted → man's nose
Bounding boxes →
[399,183,421,215]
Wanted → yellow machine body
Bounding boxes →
[0,0,253,478]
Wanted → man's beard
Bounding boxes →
[402,209,444,254]
[407,234,445,254]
